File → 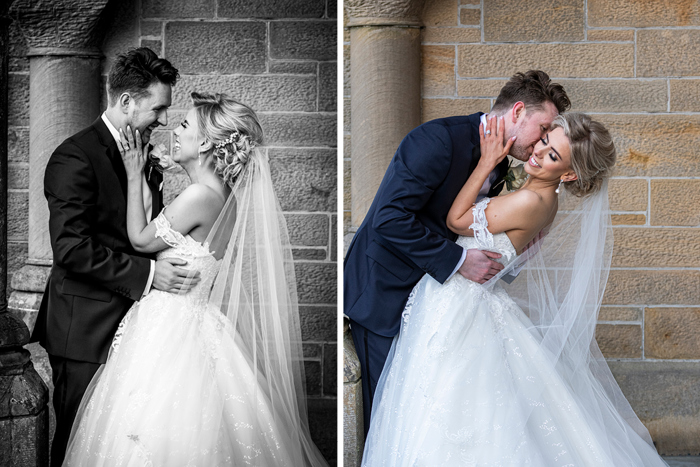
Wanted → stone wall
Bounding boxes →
[344,0,700,456]
[8,0,337,463]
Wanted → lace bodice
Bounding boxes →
[456,198,517,268]
[153,210,221,294]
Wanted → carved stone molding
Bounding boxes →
[9,0,109,53]
[344,0,425,27]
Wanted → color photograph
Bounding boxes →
[343,1,700,466]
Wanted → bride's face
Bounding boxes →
[172,108,201,163]
[524,126,575,182]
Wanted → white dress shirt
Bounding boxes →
[101,113,156,296]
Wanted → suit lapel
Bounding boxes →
[93,118,128,198]
[107,144,128,197]
[487,158,510,197]
[462,112,510,197]
[149,172,163,220]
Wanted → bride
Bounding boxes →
[63,92,328,466]
[362,113,669,466]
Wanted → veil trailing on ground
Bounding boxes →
[185,147,327,466]
[483,180,663,464]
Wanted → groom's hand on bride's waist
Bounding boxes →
[153,258,201,293]
[458,249,503,284]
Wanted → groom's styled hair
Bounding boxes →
[106,47,179,105]
[491,70,570,115]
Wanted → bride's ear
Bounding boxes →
[561,171,578,182]
[199,140,214,153]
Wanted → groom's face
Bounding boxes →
[508,101,559,162]
[128,81,172,145]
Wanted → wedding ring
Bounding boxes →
[485,130,491,135]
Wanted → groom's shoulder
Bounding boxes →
[423,113,482,129]
[403,113,482,147]
[53,121,104,156]
[412,112,482,136]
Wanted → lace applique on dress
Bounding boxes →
[401,288,417,325]
[469,198,494,250]
[154,210,186,248]
[458,197,516,265]
[111,312,132,352]
[153,209,214,259]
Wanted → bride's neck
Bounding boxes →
[521,176,559,194]
[182,162,226,194]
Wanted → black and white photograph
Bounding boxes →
[2,0,336,465]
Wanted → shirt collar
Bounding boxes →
[101,112,121,146]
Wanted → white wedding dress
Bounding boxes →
[64,212,320,466]
[362,199,668,467]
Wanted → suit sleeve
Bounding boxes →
[44,142,151,299]
[372,123,464,284]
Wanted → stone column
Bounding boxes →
[11,49,103,330]
[9,1,107,332]
[346,0,424,228]
[0,2,50,466]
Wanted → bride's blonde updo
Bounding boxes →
[191,92,263,187]
[551,112,617,197]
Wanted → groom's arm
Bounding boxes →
[45,143,151,300]
[372,123,464,284]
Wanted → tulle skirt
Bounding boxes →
[63,290,325,466]
[362,274,668,466]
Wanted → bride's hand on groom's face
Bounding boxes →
[118,126,148,181]
[479,116,516,171]
[153,257,201,293]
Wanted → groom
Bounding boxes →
[344,70,571,435]
[30,47,199,466]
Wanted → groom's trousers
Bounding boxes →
[48,354,101,467]
[348,319,394,437]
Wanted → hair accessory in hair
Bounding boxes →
[215,131,241,149]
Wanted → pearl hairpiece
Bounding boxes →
[215,131,240,150]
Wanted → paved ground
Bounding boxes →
[664,457,700,466]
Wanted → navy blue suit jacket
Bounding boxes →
[344,113,508,337]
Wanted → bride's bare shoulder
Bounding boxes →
[166,184,226,226]
[491,188,548,215]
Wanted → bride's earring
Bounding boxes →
[198,154,202,166]
[555,179,563,194]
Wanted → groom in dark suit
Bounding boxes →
[30,47,200,466]
[344,70,571,434]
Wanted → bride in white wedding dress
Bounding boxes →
[63,93,328,466]
[362,113,669,466]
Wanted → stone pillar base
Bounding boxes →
[343,320,364,467]
[0,372,49,467]
[9,264,54,451]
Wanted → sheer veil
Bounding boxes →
[187,147,328,466]
[483,180,664,464]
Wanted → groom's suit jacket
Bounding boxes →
[30,117,164,364]
[344,113,509,337]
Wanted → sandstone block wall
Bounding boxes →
[9,0,337,462]
[345,0,700,455]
